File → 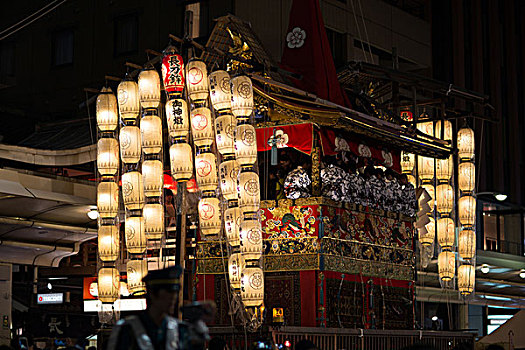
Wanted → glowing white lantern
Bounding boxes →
[127,259,147,295]
[219,159,240,201]
[117,78,140,122]
[438,251,455,281]
[97,181,119,218]
[231,76,253,118]
[165,98,189,139]
[98,268,119,303]
[191,107,214,147]
[437,217,455,250]
[457,127,475,161]
[122,171,145,210]
[143,203,164,239]
[97,138,119,176]
[96,87,118,131]
[138,68,161,110]
[419,217,435,246]
[458,196,476,227]
[436,184,454,215]
[209,70,232,112]
[407,174,417,187]
[400,152,415,174]
[240,218,263,261]
[169,143,193,182]
[422,183,435,205]
[458,162,475,193]
[417,156,434,183]
[186,59,209,102]
[195,152,218,193]
[458,264,475,295]
[198,197,221,236]
[142,160,163,197]
[417,121,434,136]
[228,253,243,290]
[215,114,237,156]
[458,228,476,259]
[241,266,264,307]
[98,223,119,262]
[120,126,141,164]
[436,120,453,141]
[141,115,162,154]
[239,171,260,215]
[224,206,241,247]
[125,216,146,254]
[235,124,257,166]
[436,156,453,183]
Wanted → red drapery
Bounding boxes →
[256,123,314,155]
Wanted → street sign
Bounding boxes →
[37,293,64,304]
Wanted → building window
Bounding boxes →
[0,42,15,76]
[325,28,347,69]
[114,14,138,56]
[52,29,74,67]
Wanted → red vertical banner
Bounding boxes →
[299,271,317,327]
[196,274,215,302]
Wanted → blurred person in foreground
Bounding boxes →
[107,266,213,350]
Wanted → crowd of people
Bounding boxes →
[261,151,417,217]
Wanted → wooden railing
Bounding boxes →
[208,326,476,350]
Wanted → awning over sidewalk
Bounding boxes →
[478,310,525,349]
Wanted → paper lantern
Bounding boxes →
[161,47,185,96]
[417,156,435,183]
[98,267,119,303]
[138,68,160,110]
[117,78,140,122]
[97,138,119,176]
[436,156,453,183]
[228,253,243,290]
[219,159,240,201]
[400,152,415,174]
[127,259,147,295]
[98,223,119,262]
[239,171,260,215]
[422,183,435,206]
[235,123,257,166]
[407,174,417,187]
[458,162,475,193]
[231,76,253,118]
[186,59,209,102]
[438,251,455,281]
[125,216,146,254]
[141,114,162,154]
[437,217,455,250]
[215,114,237,156]
[458,127,475,161]
[417,121,434,136]
[169,143,193,182]
[96,87,118,131]
[458,264,475,295]
[436,120,453,141]
[195,152,218,193]
[241,266,264,307]
[165,98,189,139]
[198,197,221,236]
[419,217,435,246]
[436,184,454,215]
[143,203,164,239]
[122,171,145,210]
[97,181,119,218]
[458,228,476,259]
[191,107,214,147]
[120,126,141,164]
[240,218,263,261]
[224,206,241,247]
[209,70,232,112]
[142,160,163,197]
[459,196,476,227]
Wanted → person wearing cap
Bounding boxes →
[107,266,207,350]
